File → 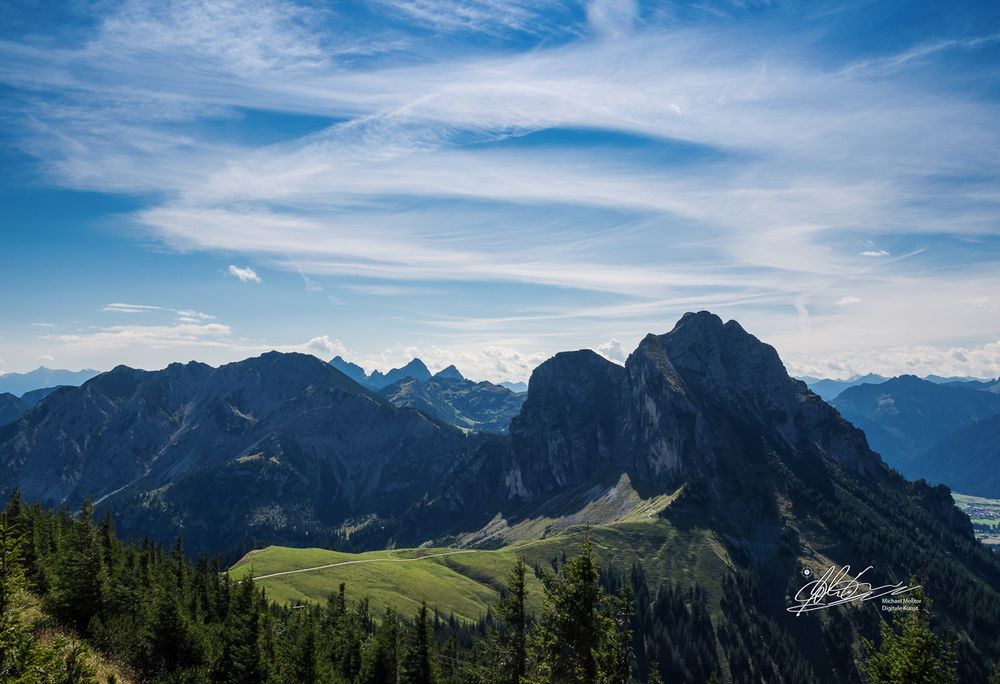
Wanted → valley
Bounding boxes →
[955,492,1000,548]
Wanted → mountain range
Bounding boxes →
[800,372,998,401]
[0,366,100,396]
[831,375,1000,495]
[2,312,1000,680]
[920,415,1000,499]
[331,355,525,433]
[800,373,889,400]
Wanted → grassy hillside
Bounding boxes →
[231,515,730,622]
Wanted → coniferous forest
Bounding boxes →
[2,489,983,684]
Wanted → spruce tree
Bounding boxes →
[527,535,603,684]
[212,576,266,684]
[360,606,399,684]
[597,585,633,684]
[487,555,528,684]
[400,601,436,684]
[862,591,957,684]
[47,501,105,632]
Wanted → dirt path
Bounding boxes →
[252,536,558,581]
[253,549,482,581]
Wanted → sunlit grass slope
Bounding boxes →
[230,514,729,622]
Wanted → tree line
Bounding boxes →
[0,490,982,683]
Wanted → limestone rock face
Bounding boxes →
[498,312,885,505]
[508,350,624,497]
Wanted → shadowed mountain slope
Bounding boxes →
[831,374,1000,477]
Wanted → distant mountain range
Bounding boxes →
[331,356,524,433]
[920,415,1000,499]
[800,372,998,401]
[331,356,433,390]
[799,373,888,400]
[830,375,1000,497]
[0,367,100,396]
[2,312,1000,678]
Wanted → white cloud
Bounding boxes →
[595,338,627,363]
[372,0,564,36]
[31,322,55,328]
[587,0,639,39]
[37,354,55,362]
[835,296,862,306]
[103,303,163,314]
[344,343,549,383]
[175,309,217,322]
[276,335,348,358]
[46,322,235,350]
[785,339,1000,380]
[227,265,262,283]
[2,3,999,380]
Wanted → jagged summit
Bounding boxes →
[329,355,369,385]
[433,364,464,381]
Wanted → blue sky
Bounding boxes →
[1,0,999,382]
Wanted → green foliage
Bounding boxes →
[524,533,635,684]
[0,499,99,684]
[400,602,436,684]
[862,593,958,684]
[46,501,105,632]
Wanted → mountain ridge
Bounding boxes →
[3,310,1000,679]
[0,366,101,396]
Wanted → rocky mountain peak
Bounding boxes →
[629,311,789,411]
[329,356,369,385]
[397,358,431,379]
[433,364,464,381]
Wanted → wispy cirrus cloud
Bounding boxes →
[1,0,999,378]
[103,303,164,314]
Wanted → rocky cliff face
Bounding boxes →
[507,350,623,497]
[497,312,884,505]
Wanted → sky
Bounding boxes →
[1,0,999,383]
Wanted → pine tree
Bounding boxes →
[212,576,266,684]
[360,606,400,684]
[862,592,957,684]
[278,609,318,683]
[400,601,436,684]
[148,579,200,673]
[527,535,603,684]
[47,501,105,632]
[0,513,23,617]
[485,555,529,684]
[596,585,633,684]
